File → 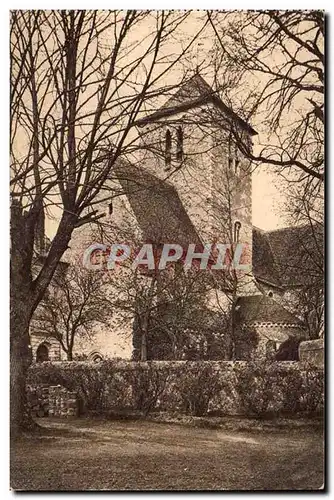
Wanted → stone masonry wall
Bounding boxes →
[27,384,79,418]
[138,105,256,299]
[139,109,214,243]
[299,338,324,368]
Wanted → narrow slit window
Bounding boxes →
[235,159,240,174]
[234,221,241,243]
[176,126,184,162]
[108,201,113,216]
[228,157,234,170]
[165,129,172,170]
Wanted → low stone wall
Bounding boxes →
[27,360,324,418]
[299,339,324,368]
[27,384,78,418]
[27,384,50,418]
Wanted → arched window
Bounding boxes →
[36,343,49,363]
[165,129,172,170]
[92,354,103,363]
[176,126,184,162]
[234,221,241,243]
[89,351,104,363]
[235,159,240,175]
[275,338,300,361]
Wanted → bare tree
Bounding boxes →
[105,261,230,362]
[208,10,324,183]
[32,260,113,360]
[206,10,324,341]
[10,9,206,432]
[279,182,324,338]
[91,208,245,362]
[85,202,231,362]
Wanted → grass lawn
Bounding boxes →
[11,418,324,491]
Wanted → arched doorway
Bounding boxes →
[36,343,49,363]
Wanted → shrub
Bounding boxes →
[299,364,324,413]
[125,363,171,416]
[274,364,304,414]
[235,360,278,417]
[235,361,324,417]
[175,362,224,416]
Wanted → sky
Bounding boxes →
[252,168,284,230]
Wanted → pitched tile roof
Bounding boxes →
[114,160,201,247]
[252,223,324,288]
[236,295,304,325]
[252,227,282,287]
[136,74,257,136]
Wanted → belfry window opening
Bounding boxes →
[176,126,184,162]
[235,158,240,175]
[228,157,233,170]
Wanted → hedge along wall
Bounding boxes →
[27,360,324,418]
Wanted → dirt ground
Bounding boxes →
[11,418,324,491]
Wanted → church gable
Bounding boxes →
[136,74,257,137]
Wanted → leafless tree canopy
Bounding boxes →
[208,10,324,182]
[10,10,325,434]
[10,9,207,431]
[33,261,113,360]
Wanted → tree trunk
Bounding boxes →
[10,301,34,436]
[10,203,76,436]
[230,294,237,361]
[10,203,36,435]
[140,328,147,361]
[139,275,157,361]
[67,350,73,361]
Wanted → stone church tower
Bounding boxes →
[136,74,257,294]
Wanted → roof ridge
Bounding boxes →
[252,225,266,232]
[237,294,303,325]
[264,223,311,235]
[252,226,282,287]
